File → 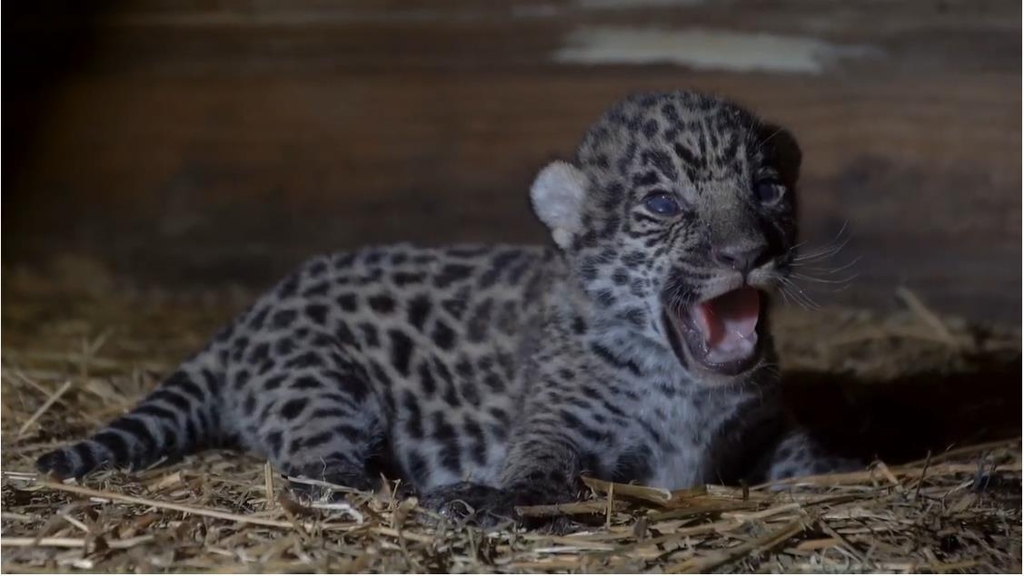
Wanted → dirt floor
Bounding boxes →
[1,258,1021,572]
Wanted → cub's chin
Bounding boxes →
[663,286,766,382]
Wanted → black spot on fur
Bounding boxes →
[247,307,269,331]
[611,268,631,286]
[442,381,460,408]
[406,294,432,331]
[336,293,358,312]
[467,300,493,342]
[302,281,330,298]
[673,141,699,166]
[432,413,457,442]
[482,371,505,393]
[266,430,284,456]
[402,391,424,439]
[496,300,519,335]
[272,309,298,329]
[336,322,358,347]
[110,417,156,453]
[406,452,429,484]
[496,351,515,380]
[264,375,287,391]
[165,371,206,401]
[243,393,257,414]
[431,320,456,350]
[488,407,510,426]
[274,337,296,356]
[591,343,642,376]
[338,371,371,403]
[387,329,414,377]
[596,290,617,308]
[277,275,300,299]
[642,118,659,138]
[465,419,488,466]
[623,307,646,328]
[248,342,270,365]
[311,407,348,419]
[308,259,328,277]
[622,251,646,268]
[435,429,463,474]
[291,376,322,390]
[459,381,480,407]
[285,351,321,369]
[150,389,192,413]
[417,361,437,397]
[434,264,474,289]
[478,250,521,289]
[488,422,508,442]
[93,431,130,463]
[332,253,356,269]
[305,303,329,325]
[572,315,587,335]
[363,250,384,265]
[229,337,250,362]
[358,322,380,348]
[392,271,425,286]
[302,431,335,450]
[281,398,309,420]
[367,293,396,314]
[232,369,250,390]
[440,292,469,319]
[633,170,661,187]
[616,140,638,176]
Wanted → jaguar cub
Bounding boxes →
[38,91,856,523]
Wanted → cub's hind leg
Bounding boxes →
[763,427,862,483]
[228,332,386,498]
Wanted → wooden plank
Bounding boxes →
[3,0,1020,322]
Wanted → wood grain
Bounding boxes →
[4,0,1020,322]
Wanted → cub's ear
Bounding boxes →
[530,161,589,249]
[758,123,802,189]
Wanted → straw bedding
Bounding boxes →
[2,259,1020,573]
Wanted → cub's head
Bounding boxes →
[530,92,801,381]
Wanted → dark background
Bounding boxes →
[4,0,1021,324]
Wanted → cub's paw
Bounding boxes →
[419,481,582,530]
[36,448,81,479]
[419,482,517,527]
[36,442,106,480]
[285,460,378,502]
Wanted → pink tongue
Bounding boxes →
[694,288,761,349]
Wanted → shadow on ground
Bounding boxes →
[785,357,1022,466]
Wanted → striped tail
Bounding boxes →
[36,350,226,479]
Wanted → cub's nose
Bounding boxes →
[712,241,767,274]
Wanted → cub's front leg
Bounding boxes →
[420,422,584,527]
[763,427,862,483]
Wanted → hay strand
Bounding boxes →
[2,265,1020,572]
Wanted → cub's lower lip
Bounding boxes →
[663,287,762,375]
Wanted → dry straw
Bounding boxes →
[2,266,1020,572]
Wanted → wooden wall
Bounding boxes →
[4,1,1021,323]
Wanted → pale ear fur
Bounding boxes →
[529,161,588,249]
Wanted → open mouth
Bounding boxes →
[664,286,763,375]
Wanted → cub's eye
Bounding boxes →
[643,192,682,216]
[754,180,783,204]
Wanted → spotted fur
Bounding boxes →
[37,91,858,523]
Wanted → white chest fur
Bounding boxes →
[642,380,753,490]
[645,393,710,490]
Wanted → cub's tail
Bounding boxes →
[36,350,227,479]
